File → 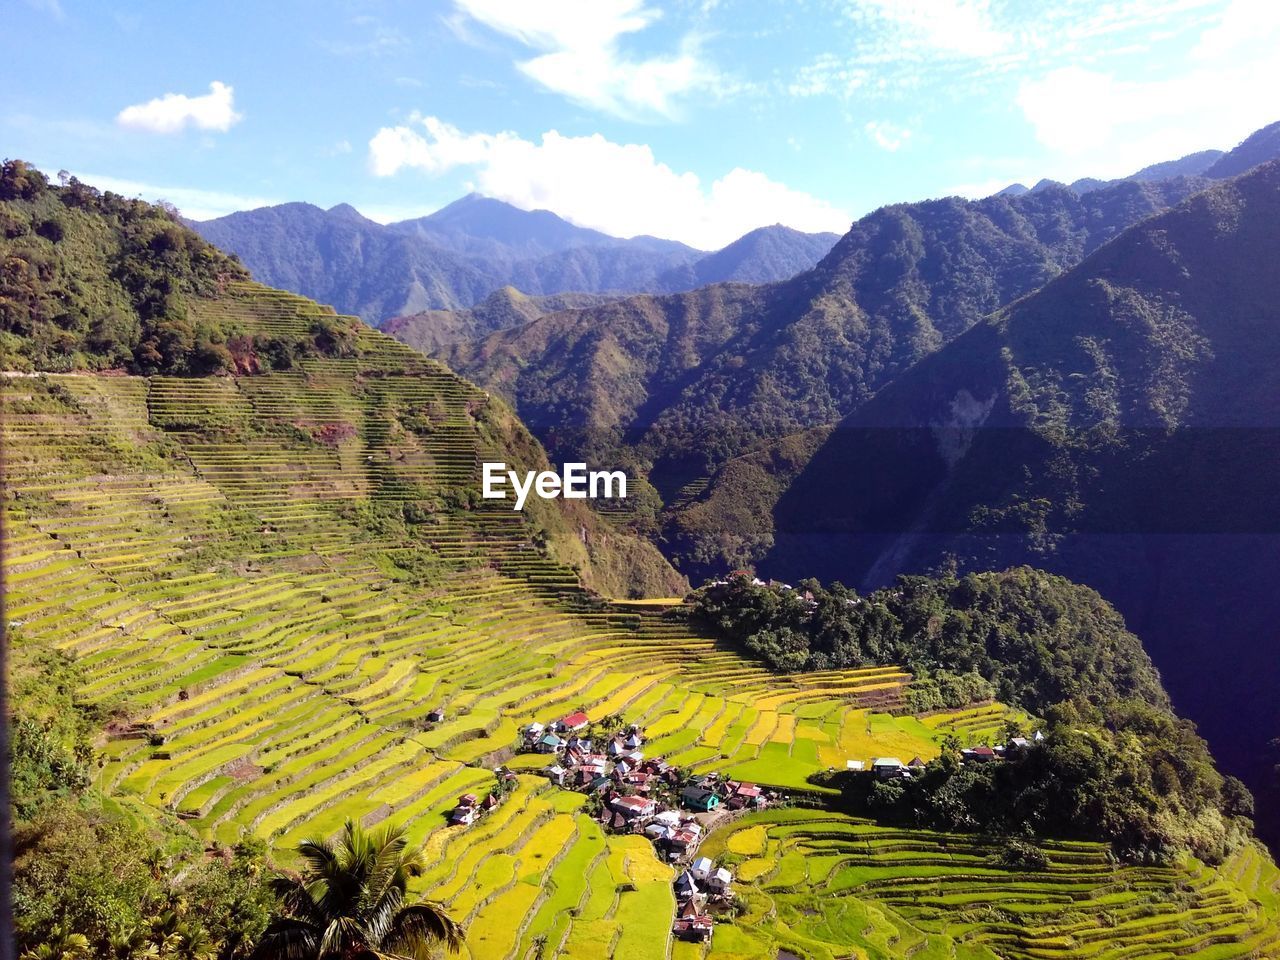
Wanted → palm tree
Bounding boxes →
[253,819,463,959]
[19,924,91,960]
[109,926,159,960]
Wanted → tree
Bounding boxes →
[253,819,463,959]
[19,924,91,960]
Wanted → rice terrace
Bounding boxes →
[6,276,1279,959]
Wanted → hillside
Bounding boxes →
[383,287,617,352]
[436,175,1207,499]
[6,163,1279,959]
[655,224,840,288]
[684,158,1280,847]
[432,122,1280,509]
[192,196,838,326]
[0,161,683,598]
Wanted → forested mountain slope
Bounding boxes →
[434,122,1280,505]
[684,158,1280,847]
[438,174,1207,494]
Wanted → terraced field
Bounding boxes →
[697,809,1280,960]
[3,282,1032,958]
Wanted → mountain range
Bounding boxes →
[687,157,1280,845]
[433,124,1280,507]
[191,193,840,325]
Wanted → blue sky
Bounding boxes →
[4,0,1279,248]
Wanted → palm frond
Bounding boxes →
[250,917,321,960]
[386,902,465,954]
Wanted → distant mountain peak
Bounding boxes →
[326,202,368,221]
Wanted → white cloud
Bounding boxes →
[849,0,1010,58]
[116,81,242,134]
[368,115,849,248]
[70,173,276,221]
[788,53,868,99]
[1016,17,1280,182]
[452,0,719,119]
[865,120,911,151]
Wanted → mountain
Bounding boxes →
[190,200,504,321]
[0,160,683,598]
[435,121,1280,501]
[1204,119,1280,178]
[437,174,1211,500]
[656,224,840,288]
[382,286,616,352]
[679,159,1280,845]
[1128,148,1225,181]
[390,192,628,260]
[191,195,839,326]
[995,145,1232,198]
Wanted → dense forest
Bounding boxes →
[693,569,1252,862]
[689,567,1166,714]
[829,698,1255,865]
[0,159,363,375]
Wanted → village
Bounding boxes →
[440,708,780,943]
[440,704,1047,946]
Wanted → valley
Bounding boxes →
[6,122,1280,958]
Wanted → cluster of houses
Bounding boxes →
[853,730,1045,780]
[671,856,734,942]
[522,711,783,945]
[448,770,516,826]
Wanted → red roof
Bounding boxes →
[971,746,996,756]
[459,793,478,806]
[560,711,589,727]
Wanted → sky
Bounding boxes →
[3,0,1279,250]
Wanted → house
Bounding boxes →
[674,871,700,899]
[908,756,926,770]
[481,793,499,811]
[1009,736,1031,751]
[536,733,565,754]
[610,795,657,819]
[846,759,866,771]
[706,867,733,894]
[449,806,476,826]
[525,721,545,737]
[607,738,626,757]
[558,711,589,732]
[964,746,998,763]
[672,915,713,943]
[645,822,675,841]
[681,787,720,811]
[872,757,906,778]
[689,856,715,881]
[586,775,611,794]
[668,827,701,852]
[624,731,643,749]
[1033,729,1045,742]
[547,763,567,786]
[728,782,765,809]
[621,771,653,792]
[653,810,683,827]
[614,759,632,777]
[426,708,446,723]
[458,793,478,807]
